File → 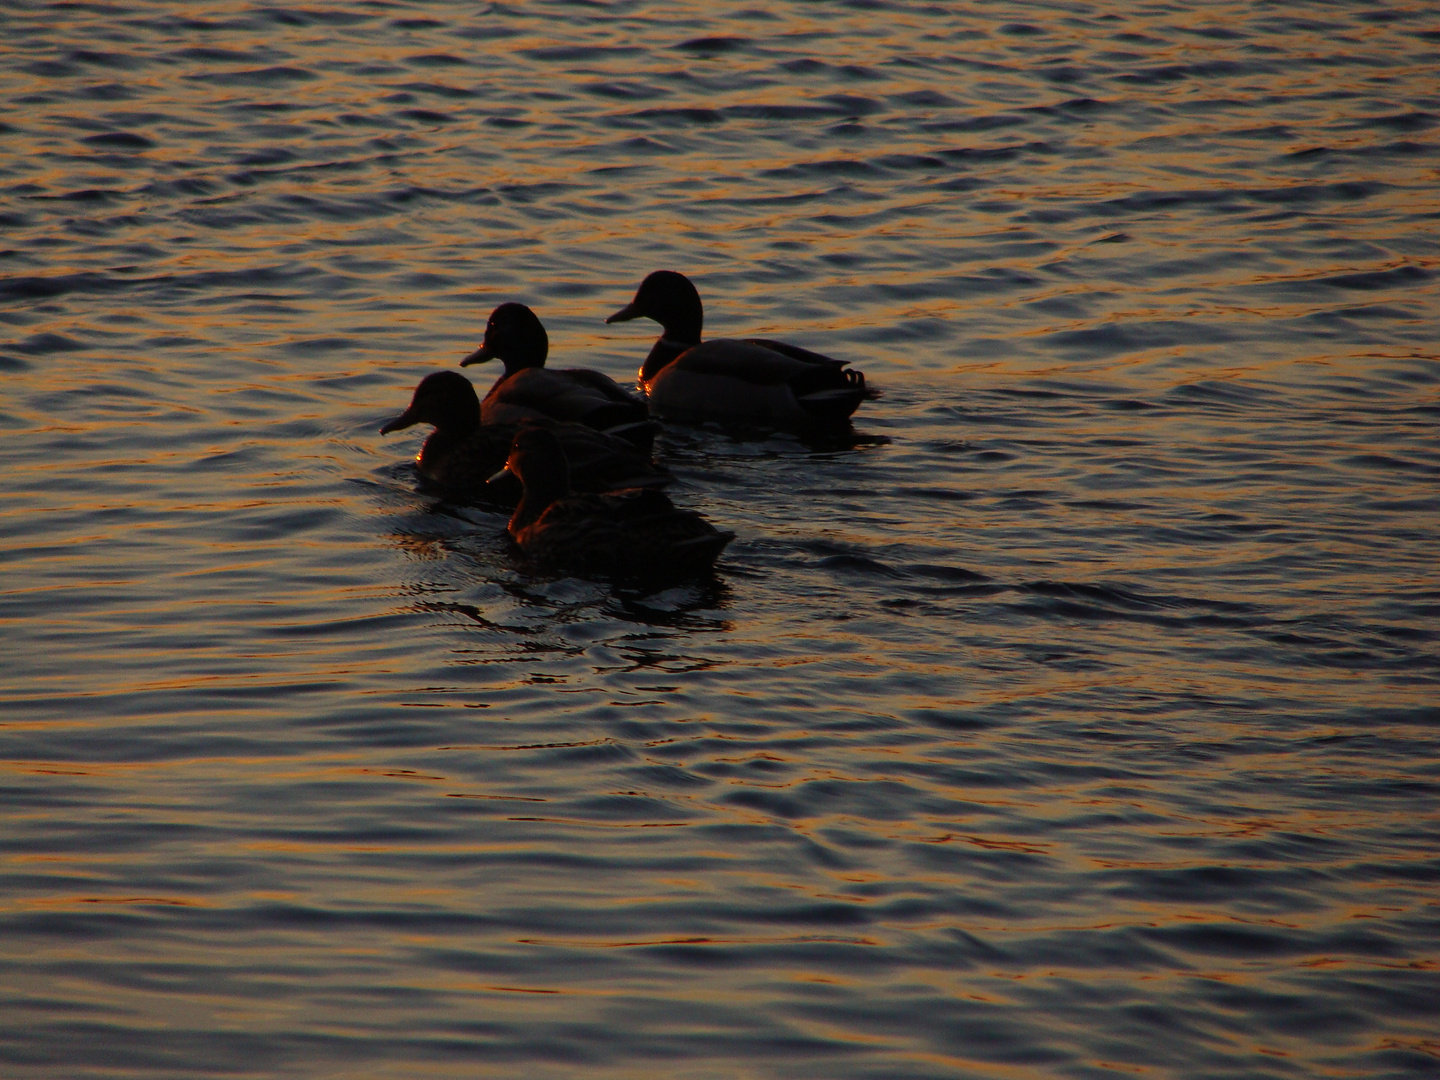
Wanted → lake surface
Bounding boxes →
[2,1,1438,1077]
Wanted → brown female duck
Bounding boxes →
[503,426,733,582]
[460,302,654,449]
[605,270,871,431]
[380,371,668,503]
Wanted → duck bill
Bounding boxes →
[604,302,641,324]
[379,407,419,435]
[459,343,494,367]
[487,465,511,484]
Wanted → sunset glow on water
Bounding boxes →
[2,2,1438,1077]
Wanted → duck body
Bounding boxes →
[645,339,868,430]
[505,427,733,583]
[380,371,668,504]
[606,271,870,432]
[477,366,649,435]
[461,302,654,450]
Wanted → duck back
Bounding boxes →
[422,421,667,505]
[482,367,653,448]
[514,489,733,583]
[647,339,867,428]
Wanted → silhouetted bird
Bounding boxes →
[606,270,871,431]
[461,302,654,449]
[502,426,733,583]
[380,370,668,504]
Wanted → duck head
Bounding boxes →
[606,270,704,345]
[505,425,572,533]
[460,302,549,375]
[380,370,480,436]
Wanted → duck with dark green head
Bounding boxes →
[605,270,873,432]
[502,426,733,583]
[460,302,655,450]
[380,370,669,504]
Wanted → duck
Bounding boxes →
[460,302,655,450]
[379,370,670,503]
[502,426,734,583]
[605,270,872,431]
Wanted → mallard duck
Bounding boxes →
[503,426,734,582]
[379,370,669,503]
[605,270,871,431]
[460,302,655,450]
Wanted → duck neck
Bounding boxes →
[500,345,546,377]
[659,302,702,350]
[508,466,570,534]
[416,397,481,473]
[640,336,693,381]
[417,429,455,475]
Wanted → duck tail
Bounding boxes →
[793,366,869,423]
[853,369,881,400]
[672,530,735,572]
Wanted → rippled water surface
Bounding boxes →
[3,1,1439,1077]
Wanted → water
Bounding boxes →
[2,1,1438,1077]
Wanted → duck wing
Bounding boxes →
[649,339,868,428]
[418,424,513,491]
[743,338,849,369]
[548,422,671,494]
[482,368,653,445]
[555,366,647,406]
[741,339,871,403]
[516,489,733,582]
[418,421,666,506]
[666,339,816,385]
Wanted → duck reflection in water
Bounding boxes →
[499,426,734,584]
[461,301,655,450]
[607,270,874,433]
[380,370,669,505]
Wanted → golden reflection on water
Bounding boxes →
[3,0,1439,1076]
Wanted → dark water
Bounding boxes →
[3,1,1438,1077]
